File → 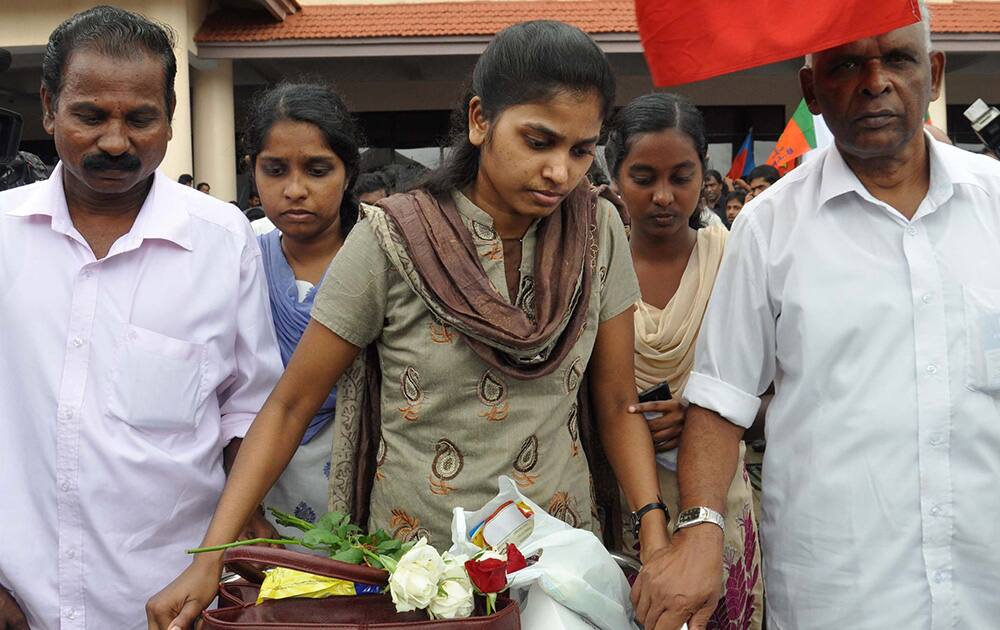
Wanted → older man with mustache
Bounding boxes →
[632,4,1000,630]
[0,7,282,629]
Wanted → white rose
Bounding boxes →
[389,538,445,612]
[440,552,471,581]
[429,577,475,619]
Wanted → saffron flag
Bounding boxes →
[727,132,755,181]
[767,100,818,175]
[636,0,922,87]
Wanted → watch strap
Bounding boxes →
[673,506,725,533]
[631,501,668,538]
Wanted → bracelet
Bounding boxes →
[631,501,669,539]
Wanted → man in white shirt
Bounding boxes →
[632,10,1000,630]
[0,7,282,629]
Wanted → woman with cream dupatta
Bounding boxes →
[607,93,763,630]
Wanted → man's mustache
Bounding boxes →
[82,153,141,172]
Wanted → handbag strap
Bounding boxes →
[223,547,389,586]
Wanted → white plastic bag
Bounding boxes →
[450,476,639,630]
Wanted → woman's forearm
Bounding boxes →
[589,309,669,549]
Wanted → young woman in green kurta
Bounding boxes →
[147,20,672,628]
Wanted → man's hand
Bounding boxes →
[630,400,686,451]
[631,526,724,630]
[145,557,221,630]
[0,586,28,630]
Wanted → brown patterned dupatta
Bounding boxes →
[367,182,598,380]
[328,184,627,547]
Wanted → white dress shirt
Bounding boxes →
[0,165,283,629]
[685,136,1000,630]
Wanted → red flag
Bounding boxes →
[636,0,922,87]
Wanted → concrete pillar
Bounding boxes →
[143,1,195,182]
[929,71,948,133]
[191,59,236,202]
[163,53,194,181]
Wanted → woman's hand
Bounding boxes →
[239,506,282,546]
[145,556,223,630]
[629,399,687,451]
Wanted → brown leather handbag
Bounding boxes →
[202,547,521,630]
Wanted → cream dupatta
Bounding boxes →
[633,223,728,397]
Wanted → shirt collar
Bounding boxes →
[5,162,71,226]
[450,189,541,242]
[451,189,499,227]
[129,169,193,251]
[818,130,989,213]
[5,163,193,251]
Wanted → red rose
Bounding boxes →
[505,544,526,574]
[464,545,528,594]
[464,557,508,593]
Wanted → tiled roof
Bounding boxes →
[932,1,1000,33]
[196,0,635,42]
[195,0,1000,43]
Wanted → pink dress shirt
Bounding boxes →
[0,165,283,629]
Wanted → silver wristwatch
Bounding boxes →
[673,506,725,533]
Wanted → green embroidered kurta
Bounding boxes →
[312,190,639,546]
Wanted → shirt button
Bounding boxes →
[59,407,74,419]
[929,434,943,446]
[127,330,138,341]
[907,226,918,236]
[921,293,933,304]
[926,364,938,375]
[71,337,85,348]
[966,384,978,392]
[67,548,76,558]
[82,270,93,278]
[61,480,71,492]
[66,609,76,620]
[930,505,943,516]
[934,570,948,584]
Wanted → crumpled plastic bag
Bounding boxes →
[256,567,380,604]
[450,476,639,630]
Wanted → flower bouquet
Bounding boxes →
[191,509,523,629]
[385,538,528,620]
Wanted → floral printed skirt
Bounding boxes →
[623,442,763,630]
[264,420,335,543]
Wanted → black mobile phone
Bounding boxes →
[638,381,672,403]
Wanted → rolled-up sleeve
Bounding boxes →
[218,234,283,442]
[683,214,776,429]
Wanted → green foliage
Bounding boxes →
[188,508,411,570]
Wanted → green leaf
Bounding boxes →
[365,554,385,569]
[316,511,348,532]
[376,539,402,553]
[331,547,365,564]
[302,528,339,549]
[379,555,399,573]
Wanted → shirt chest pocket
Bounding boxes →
[963,285,1000,395]
[107,324,209,431]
